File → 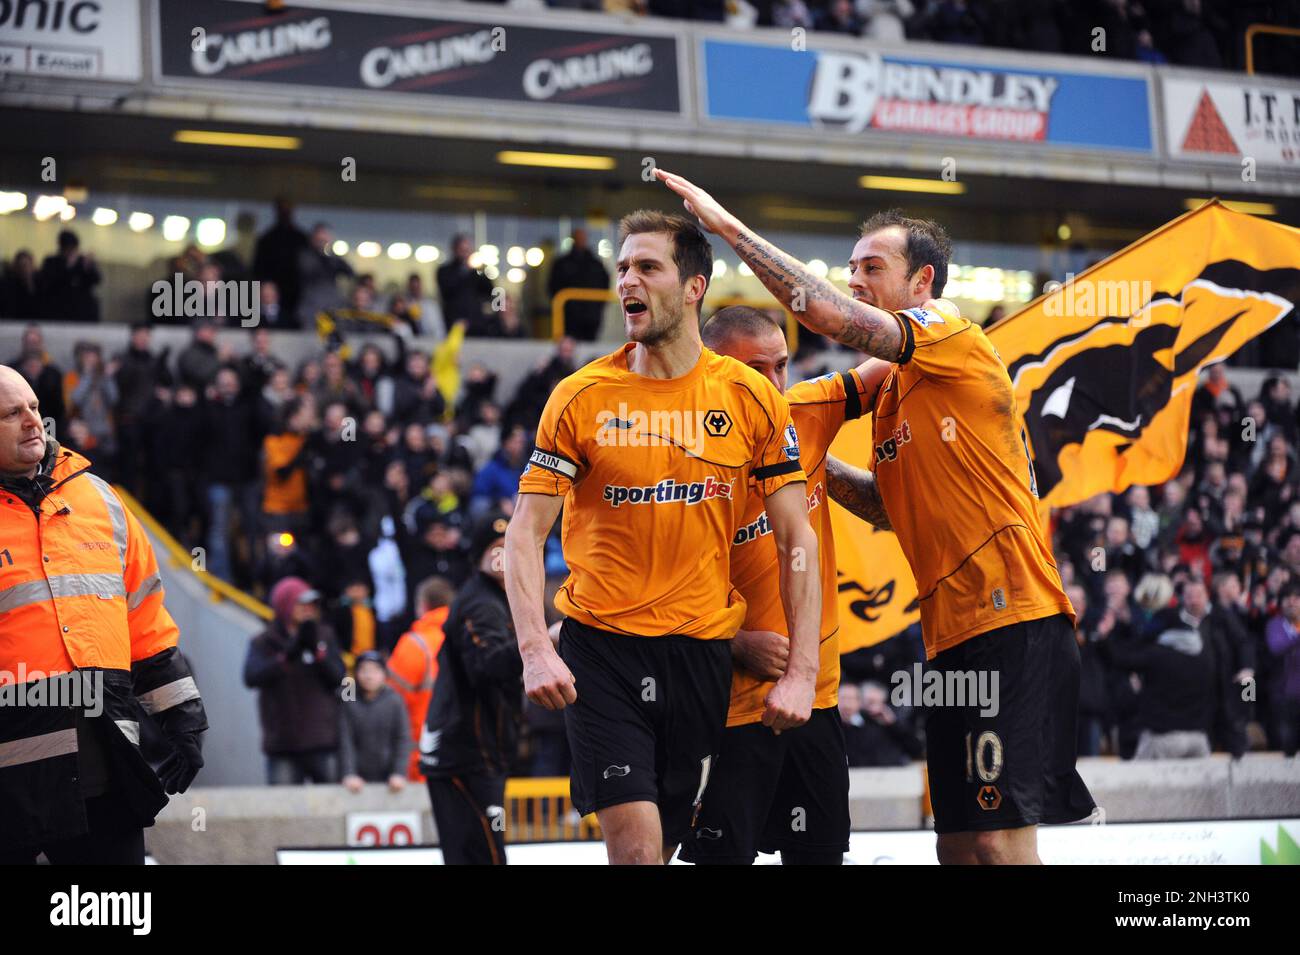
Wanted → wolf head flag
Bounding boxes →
[833,201,1300,653]
[987,200,1300,510]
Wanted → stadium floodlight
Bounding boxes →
[496,150,615,170]
[484,265,499,281]
[387,242,412,260]
[525,247,544,267]
[1057,224,1072,241]
[738,262,753,277]
[173,129,301,151]
[32,195,69,221]
[196,218,227,248]
[1184,198,1276,216]
[507,268,526,284]
[478,244,500,266]
[128,212,155,232]
[332,240,349,256]
[859,175,966,195]
[0,191,28,214]
[507,246,525,268]
[808,258,829,279]
[59,205,76,222]
[415,245,440,263]
[356,241,381,258]
[597,239,612,259]
[91,208,118,226]
[712,260,728,278]
[162,215,191,241]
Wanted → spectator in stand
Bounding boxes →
[469,423,528,517]
[404,509,472,597]
[1173,506,1214,585]
[15,347,66,445]
[772,0,814,28]
[1161,0,1223,68]
[202,365,263,585]
[253,198,309,328]
[437,234,494,336]
[297,223,354,327]
[860,0,914,43]
[1126,485,1160,550]
[255,280,286,330]
[239,326,283,395]
[262,396,315,540]
[142,382,203,545]
[837,681,872,767]
[369,514,409,651]
[1136,28,1167,64]
[340,651,411,794]
[244,577,346,784]
[1,250,39,319]
[1104,577,1219,759]
[816,0,864,34]
[390,349,445,426]
[854,680,925,767]
[388,576,454,780]
[1207,571,1255,758]
[421,513,522,865]
[68,341,118,473]
[312,352,359,414]
[405,272,444,342]
[38,230,101,322]
[1265,583,1300,755]
[548,228,611,342]
[114,321,172,497]
[176,317,223,392]
[1068,584,1110,757]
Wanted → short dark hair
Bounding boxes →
[416,575,455,611]
[859,209,952,298]
[617,210,713,298]
[1281,581,1300,601]
[701,305,784,350]
[57,229,79,252]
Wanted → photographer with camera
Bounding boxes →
[243,576,347,784]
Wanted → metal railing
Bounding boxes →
[1245,24,1300,75]
[503,777,602,842]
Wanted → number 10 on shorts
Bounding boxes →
[964,731,1004,784]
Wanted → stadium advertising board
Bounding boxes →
[701,38,1153,153]
[1163,74,1300,169]
[154,0,682,114]
[277,818,1300,864]
[0,0,142,81]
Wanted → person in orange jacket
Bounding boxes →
[388,576,454,781]
[0,365,208,864]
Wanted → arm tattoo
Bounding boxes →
[733,231,902,361]
[827,456,892,530]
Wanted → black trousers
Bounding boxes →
[0,795,145,865]
[427,773,507,865]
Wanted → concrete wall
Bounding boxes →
[146,754,1300,864]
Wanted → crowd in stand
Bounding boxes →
[478,0,1288,73]
[3,221,1299,789]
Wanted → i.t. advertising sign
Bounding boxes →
[701,39,1152,152]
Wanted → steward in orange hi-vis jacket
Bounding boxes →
[0,365,208,863]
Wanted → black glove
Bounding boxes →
[157,731,204,795]
[295,619,319,655]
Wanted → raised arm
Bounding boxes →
[655,169,903,360]
[826,456,892,531]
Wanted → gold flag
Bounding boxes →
[830,414,920,652]
[987,200,1300,509]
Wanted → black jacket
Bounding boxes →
[243,620,346,755]
[1102,607,1218,735]
[420,572,523,778]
